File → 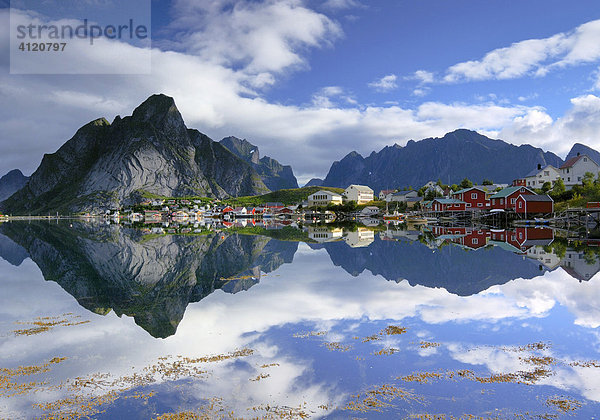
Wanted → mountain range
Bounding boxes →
[0,95,295,214]
[318,129,569,192]
[2,93,600,214]
[219,136,298,190]
[0,169,28,202]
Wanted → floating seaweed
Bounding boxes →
[323,342,352,352]
[545,395,582,413]
[343,384,423,413]
[293,331,327,339]
[13,313,90,336]
[419,341,441,349]
[373,347,399,356]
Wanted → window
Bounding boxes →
[568,177,571,182]
[478,203,483,207]
[472,238,478,244]
[518,201,523,208]
[532,181,536,185]
[584,158,588,162]
[471,193,477,199]
[544,171,549,176]
[467,203,472,207]
[511,198,516,204]
[500,198,504,204]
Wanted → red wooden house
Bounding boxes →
[515,194,553,215]
[452,187,489,210]
[432,198,466,212]
[489,186,535,210]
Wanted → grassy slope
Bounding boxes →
[225,186,345,206]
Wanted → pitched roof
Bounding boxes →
[434,198,465,204]
[406,197,424,202]
[523,165,557,178]
[491,186,534,199]
[519,194,553,202]
[560,155,583,169]
[347,184,374,193]
[392,190,416,196]
[453,186,485,194]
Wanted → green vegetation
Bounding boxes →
[459,178,473,189]
[551,172,600,211]
[225,186,345,207]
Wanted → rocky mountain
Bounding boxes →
[0,221,298,338]
[565,143,600,166]
[0,169,29,202]
[1,94,270,214]
[320,129,564,192]
[304,178,324,187]
[220,136,298,190]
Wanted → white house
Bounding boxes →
[422,181,444,195]
[359,206,380,216]
[344,228,375,248]
[387,190,418,202]
[523,164,560,188]
[308,190,343,207]
[559,154,600,189]
[344,184,374,204]
[308,226,344,243]
[379,189,395,200]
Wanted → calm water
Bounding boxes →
[1,220,600,419]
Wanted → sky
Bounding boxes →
[2,0,600,185]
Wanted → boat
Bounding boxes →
[405,215,428,224]
[383,212,405,221]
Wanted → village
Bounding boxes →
[98,151,600,229]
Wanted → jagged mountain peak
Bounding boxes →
[1,94,271,214]
[0,169,29,202]
[131,94,185,133]
[566,143,600,165]
[219,136,298,190]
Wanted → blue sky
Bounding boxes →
[3,0,600,184]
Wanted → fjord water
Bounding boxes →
[1,221,600,418]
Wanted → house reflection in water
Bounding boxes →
[344,228,375,248]
[307,226,344,243]
[431,225,600,282]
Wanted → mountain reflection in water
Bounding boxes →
[0,221,597,338]
[2,220,600,418]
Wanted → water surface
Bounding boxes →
[1,221,599,419]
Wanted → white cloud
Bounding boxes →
[321,0,362,10]
[368,74,398,92]
[412,70,434,84]
[442,19,600,83]
[164,0,342,76]
[4,6,600,181]
[499,94,600,156]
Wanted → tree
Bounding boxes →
[450,184,459,192]
[583,171,595,187]
[482,179,493,185]
[459,178,473,189]
[541,181,552,193]
[552,178,565,195]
